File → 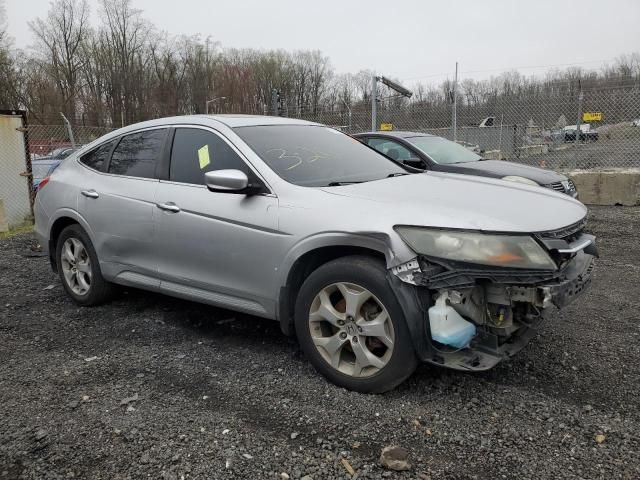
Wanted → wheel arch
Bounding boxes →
[48,209,94,272]
[277,235,393,336]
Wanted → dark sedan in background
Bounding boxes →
[354,131,578,197]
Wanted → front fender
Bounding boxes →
[277,230,416,288]
[275,230,415,335]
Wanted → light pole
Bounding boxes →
[206,96,227,114]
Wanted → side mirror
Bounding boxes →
[404,158,426,169]
[204,169,249,193]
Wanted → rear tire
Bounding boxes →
[56,224,114,306]
[294,255,418,393]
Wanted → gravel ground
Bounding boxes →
[1,206,639,480]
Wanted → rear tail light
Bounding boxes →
[38,176,51,190]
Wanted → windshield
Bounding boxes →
[407,136,482,164]
[234,125,406,187]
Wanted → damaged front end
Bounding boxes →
[389,219,597,371]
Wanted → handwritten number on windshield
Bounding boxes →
[266,147,330,170]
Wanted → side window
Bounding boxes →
[169,128,249,184]
[367,138,413,162]
[79,139,116,171]
[108,129,167,179]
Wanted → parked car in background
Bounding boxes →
[35,115,596,392]
[32,148,78,193]
[32,159,63,192]
[562,124,599,142]
[354,131,578,198]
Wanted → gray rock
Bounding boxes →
[379,445,411,471]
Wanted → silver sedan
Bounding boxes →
[34,115,597,392]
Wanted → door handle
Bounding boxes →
[156,202,181,213]
[81,189,99,199]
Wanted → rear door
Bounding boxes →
[153,126,279,317]
[78,127,168,284]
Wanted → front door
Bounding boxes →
[154,126,280,317]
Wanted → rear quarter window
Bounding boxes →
[108,129,167,179]
[79,139,117,171]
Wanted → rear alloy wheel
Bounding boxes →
[295,256,418,393]
[60,237,92,296]
[56,224,114,306]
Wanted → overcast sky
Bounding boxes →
[4,0,640,85]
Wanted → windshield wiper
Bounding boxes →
[387,172,409,177]
[325,181,365,186]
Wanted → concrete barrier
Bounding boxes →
[569,169,640,206]
[517,144,549,157]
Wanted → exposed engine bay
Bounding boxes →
[389,240,596,371]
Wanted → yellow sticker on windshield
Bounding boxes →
[198,145,210,169]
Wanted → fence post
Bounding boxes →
[371,74,377,131]
[574,88,584,170]
[60,113,76,148]
[452,61,458,141]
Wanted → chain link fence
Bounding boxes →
[288,86,640,171]
[1,85,638,229]
[0,117,114,229]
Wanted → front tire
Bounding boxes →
[56,224,114,306]
[294,255,418,393]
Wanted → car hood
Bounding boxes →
[318,171,586,233]
[443,160,565,184]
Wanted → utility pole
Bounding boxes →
[371,73,377,131]
[452,61,458,141]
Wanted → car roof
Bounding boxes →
[355,131,436,139]
[78,115,324,153]
[112,114,320,132]
[32,158,62,164]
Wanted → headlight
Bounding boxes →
[395,227,557,270]
[501,175,539,186]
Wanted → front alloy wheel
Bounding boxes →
[295,255,418,393]
[309,282,395,377]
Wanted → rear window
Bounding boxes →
[79,140,116,171]
[108,129,167,179]
[234,125,405,187]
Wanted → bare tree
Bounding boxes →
[98,0,148,125]
[28,0,90,120]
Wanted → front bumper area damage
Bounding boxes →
[388,238,596,372]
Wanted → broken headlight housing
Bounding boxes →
[395,227,557,270]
